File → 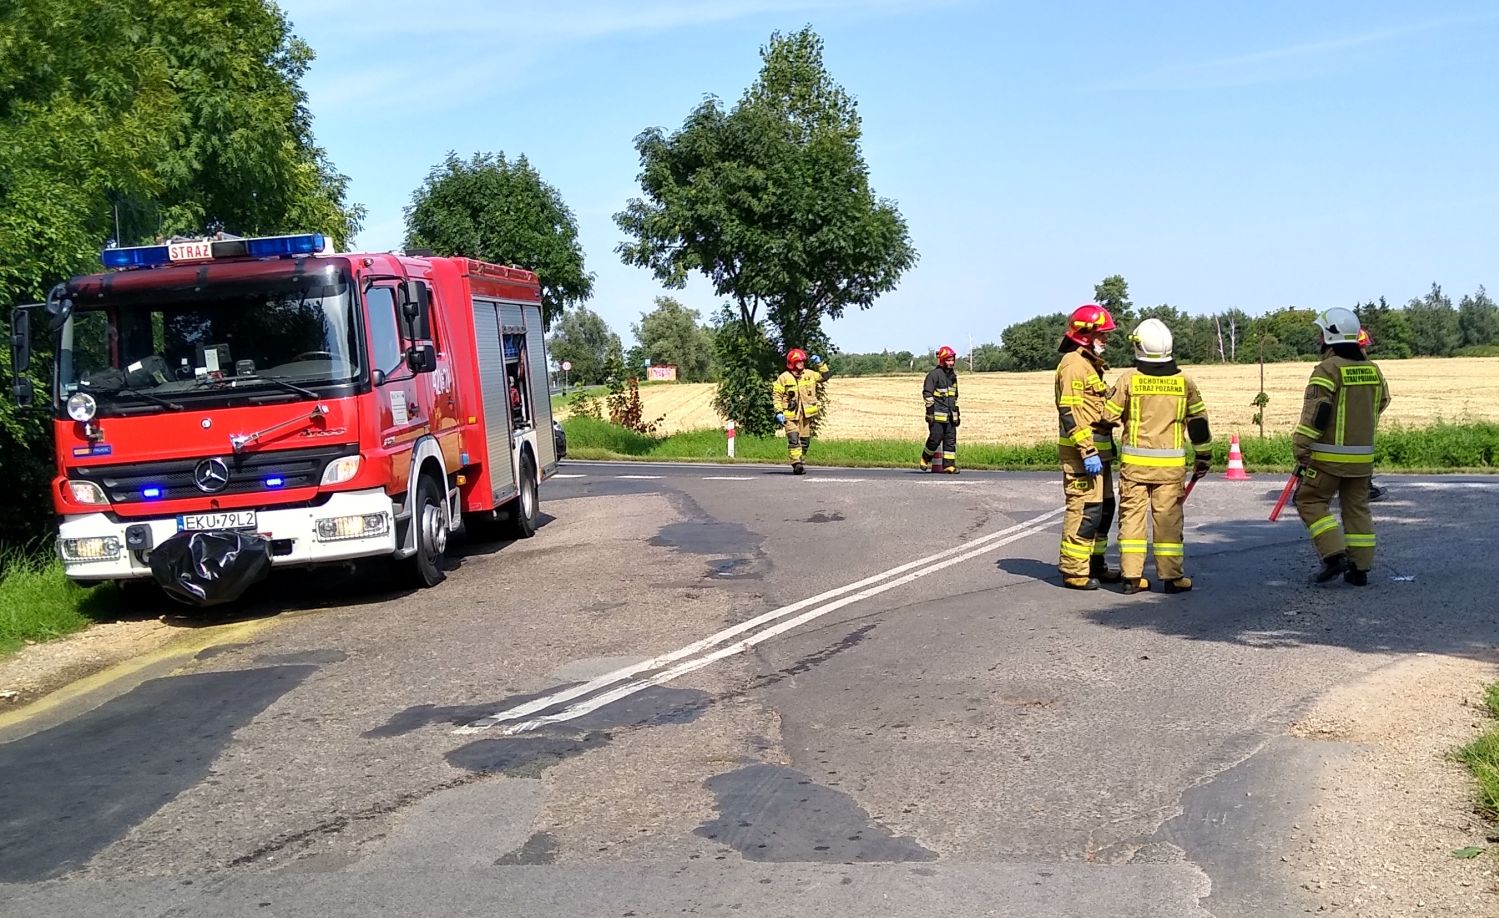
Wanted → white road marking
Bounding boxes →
[552,473,586,478]
[799,477,867,482]
[701,476,753,481]
[458,506,1064,734]
[1395,482,1498,490]
[614,475,663,480]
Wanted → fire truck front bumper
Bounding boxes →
[58,487,400,583]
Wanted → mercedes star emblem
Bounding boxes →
[193,457,231,493]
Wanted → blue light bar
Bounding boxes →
[264,477,284,488]
[142,486,163,499]
[244,234,325,258]
[102,245,171,269]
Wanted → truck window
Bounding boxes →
[503,332,531,428]
[366,286,403,375]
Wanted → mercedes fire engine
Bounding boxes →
[8,233,558,605]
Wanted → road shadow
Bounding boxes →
[996,557,1063,585]
[1075,494,1499,661]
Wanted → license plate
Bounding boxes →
[178,511,258,531]
[168,240,213,262]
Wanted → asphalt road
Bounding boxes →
[1,459,1495,917]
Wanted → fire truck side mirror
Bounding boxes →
[406,343,437,375]
[399,281,432,340]
[10,307,34,406]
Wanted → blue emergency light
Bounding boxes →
[100,233,326,269]
[264,477,285,489]
[142,486,163,499]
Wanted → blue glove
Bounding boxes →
[809,354,823,366]
[775,412,786,426]
[1083,454,1103,476]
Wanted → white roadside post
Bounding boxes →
[725,420,737,459]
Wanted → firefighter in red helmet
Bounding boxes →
[1055,304,1122,589]
[774,348,831,475]
[920,346,961,473]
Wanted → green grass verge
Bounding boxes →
[562,418,1499,472]
[0,552,112,656]
[1456,682,1499,822]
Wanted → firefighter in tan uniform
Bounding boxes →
[1055,304,1122,590]
[1102,319,1213,594]
[1292,308,1390,585]
[774,348,830,476]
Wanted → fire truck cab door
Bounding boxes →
[365,282,431,491]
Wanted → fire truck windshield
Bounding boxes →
[56,273,362,414]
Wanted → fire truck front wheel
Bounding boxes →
[403,474,449,588]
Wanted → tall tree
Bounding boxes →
[1355,298,1414,359]
[547,308,623,386]
[1405,283,1462,356]
[1092,275,1136,367]
[999,313,1068,371]
[405,152,593,328]
[0,0,362,557]
[631,297,715,382]
[1458,286,1499,349]
[615,27,915,433]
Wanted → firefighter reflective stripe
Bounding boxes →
[943,451,956,460]
[1120,445,1186,467]
[1104,399,1124,415]
[932,413,949,422]
[1187,400,1207,415]
[1308,376,1337,392]
[1119,538,1148,555]
[1310,442,1374,462]
[930,387,958,397]
[1308,515,1339,538]
[1295,424,1322,439]
[1060,541,1093,560]
[1346,533,1376,548]
[1059,395,1085,407]
[1092,538,1108,556]
[1154,542,1185,557]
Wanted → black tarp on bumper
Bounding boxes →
[148,530,271,606]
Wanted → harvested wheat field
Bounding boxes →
[583,357,1497,443]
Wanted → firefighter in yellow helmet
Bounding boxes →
[774,348,831,475]
[1102,319,1213,594]
[1292,308,1390,585]
[1055,304,1122,590]
[920,346,961,473]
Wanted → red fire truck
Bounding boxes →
[8,233,558,605]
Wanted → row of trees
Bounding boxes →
[547,297,718,386]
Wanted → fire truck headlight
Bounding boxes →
[315,513,388,542]
[67,480,107,505]
[60,536,121,562]
[320,455,362,486]
[66,392,98,422]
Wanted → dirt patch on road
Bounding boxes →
[0,619,181,710]
[1289,651,1499,915]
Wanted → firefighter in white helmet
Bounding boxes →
[1101,318,1213,594]
[1292,308,1391,585]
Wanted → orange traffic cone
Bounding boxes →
[1224,434,1251,480]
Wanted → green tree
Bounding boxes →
[1458,286,1499,349]
[1355,298,1414,358]
[630,297,715,382]
[999,313,1068,371]
[1093,275,1135,367]
[405,152,593,328]
[0,0,361,557]
[615,27,915,432]
[1405,284,1462,356]
[547,308,623,386]
[970,342,1012,372]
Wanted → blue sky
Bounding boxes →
[281,0,1499,354]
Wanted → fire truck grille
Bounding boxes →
[70,446,354,504]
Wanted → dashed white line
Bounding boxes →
[458,506,1063,734]
[614,475,663,480]
[551,473,587,479]
[701,476,754,481]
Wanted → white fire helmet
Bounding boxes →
[1314,307,1361,345]
[1130,318,1174,363]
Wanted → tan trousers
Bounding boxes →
[1059,465,1115,578]
[1293,468,1375,570]
[1118,477,1185,581]
[785,419,813,464]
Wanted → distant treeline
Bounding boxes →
[836,284,1499,375]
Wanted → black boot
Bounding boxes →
[792,461,806,476]
[1344,568,1369,586]
[1090,558,1123,583]
[1315,553,1349,583]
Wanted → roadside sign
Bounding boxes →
[561,360,572,371]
